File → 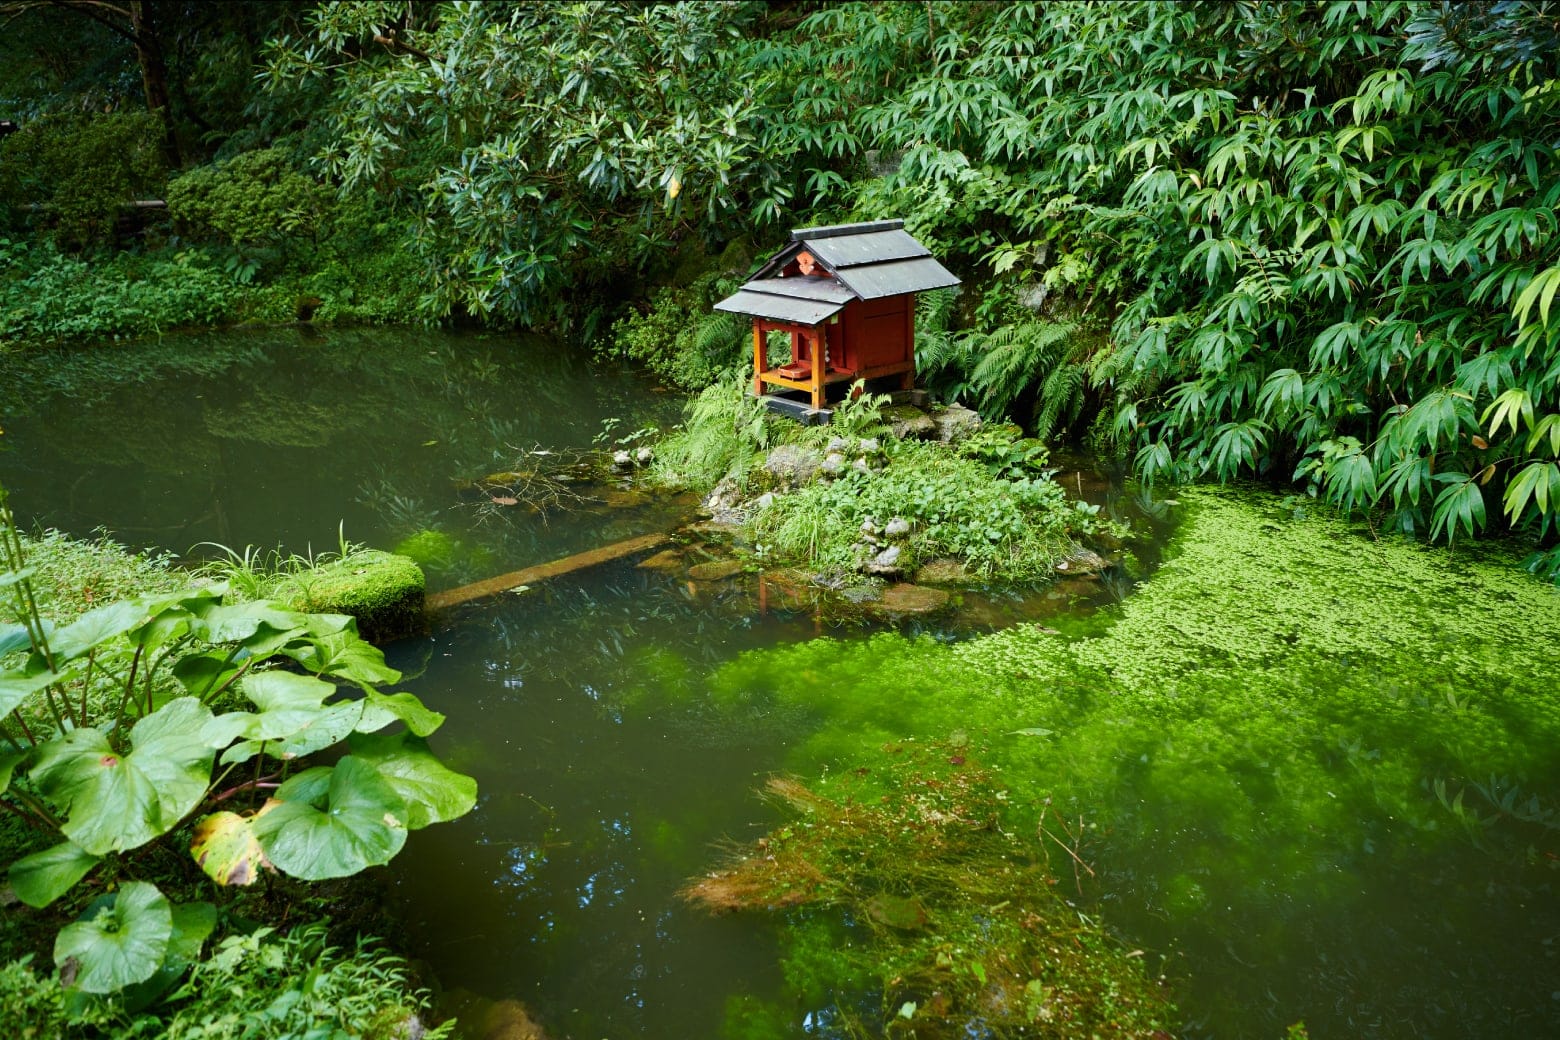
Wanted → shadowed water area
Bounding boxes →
[2,330,1556,1039]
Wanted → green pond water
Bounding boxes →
[2,330,1556,1039]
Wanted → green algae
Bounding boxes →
[692,487,1560,1036]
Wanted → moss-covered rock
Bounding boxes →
[273,550,426,644]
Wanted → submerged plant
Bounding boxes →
[685,745,1175,1038]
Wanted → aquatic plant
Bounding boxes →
[685,746,1175,1038]
[702,487,1560,1035]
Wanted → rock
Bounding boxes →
[851,457,871,475]
[821,452,847,476]
[826,436,852,454]
[760,568,818,609]
[688,559,746,581]
[864,544,903,575]
[883,517,911,539]
[636,549,685,574]
[857,437,881,454]
[840,582,884,604]
[1055,547,1110,575]
[884,404,937,440]
[597,487,648,509]
[754,492,776,509]
[611,450,633,472]
[875,583,951,615]
[932,404,983,443]
[888,388,930,408]
[915,558,973,585]
[480,998,550,1040]
[703,477,743,516]
[272,550,425,644]
[762,444,823,488]
[860,517,880,536]
[635,446,654,465]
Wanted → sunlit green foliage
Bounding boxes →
[705,487,1560,1034]
[0,483,475,1002]
[0,923,449,1038]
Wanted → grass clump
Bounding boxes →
[684,746,1175,1039]
[193,531,425,643]
[753,438,1101,579]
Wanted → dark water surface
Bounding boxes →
[2,330,1551,1039]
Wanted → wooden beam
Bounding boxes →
[752,321,764,396]
[426,532,672,611]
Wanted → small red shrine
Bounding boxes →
[714,219,960,420]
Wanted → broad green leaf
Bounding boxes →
[171,650,245,699]
[222,671,362,765]
[355,689,445,737]
[9,840,100,907]
[186,600,308,645]
[190,811,269,886]
[0,659,79,717]
[50,601,148,661]
[281,626,400,686]
[118,901,218,1012]
[31,698,220,855]
[0,566,36,590]
[252,757,408,880]
[0,747,26,794]
[0,622,35,657]
[55,881,172,994]
[349,730,477,829]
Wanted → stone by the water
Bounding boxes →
[875,583,951,615]
[688,558,746,581]
[883,517,911,538]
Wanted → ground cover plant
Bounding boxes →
[0,482,475,1027]
[649,378,1110,582]
[693,487,1560,1035]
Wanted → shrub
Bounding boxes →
[607,272,748,390]
[0,112,166,250]
[166,148,324,251]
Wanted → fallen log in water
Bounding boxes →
[425,532,672,611]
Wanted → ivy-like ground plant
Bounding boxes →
[0,480,475,1001]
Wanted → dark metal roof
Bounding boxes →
[805,229,929,268]
[715,219,960,321]
[789,218,905,241]
[832,255,961,300]
[736,276,855,304]
[713,289,845,325]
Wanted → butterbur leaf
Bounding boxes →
[282,626,400,686]
[190,811,270,886]
[355,689,445,737]
[0,747,26,794]
[49,601,147,661]
[118,901,218,1012]
[54,882,172,993]
[221,671,363,764]
[32,698,220,855]
[186,600,306,645]
[252,757,408,880]
[0,658,80,717]
[349,730,477,829]
[0,621,36,656]
[10,841,101,907]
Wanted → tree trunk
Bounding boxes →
[128,1,180,168]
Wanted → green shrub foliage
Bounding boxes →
[0,112,166,250]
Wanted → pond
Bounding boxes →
[2,330,1555,1040]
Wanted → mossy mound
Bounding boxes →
[274,550,426,643]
